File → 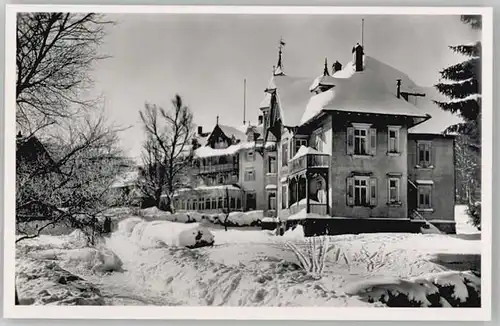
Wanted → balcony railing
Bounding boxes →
[289,201,328,216]
[289,154,330,175]
[198,163,238,174]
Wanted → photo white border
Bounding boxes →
[3,5,493,321]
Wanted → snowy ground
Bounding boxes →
[15,205,481,307]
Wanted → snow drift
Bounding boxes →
[16,259,105,305]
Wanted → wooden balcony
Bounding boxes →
[289,153,330,176]
[198,163,238,174]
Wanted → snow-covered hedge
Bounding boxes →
[137,208,264,227]
[16,259,105,305]
[343,270,481,307]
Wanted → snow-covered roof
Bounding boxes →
[309,74,336,92]
[300,56,430,125]
[408,87,464,135]
[274,75,316,127]
[217,124,247,142]
[111,171,139,188]
[416,180,434,185]
[290,145,328,161]
[265,184,277,190]
[194,144,240,158]
[259,93,271,109]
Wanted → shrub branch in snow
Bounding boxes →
[286,236,330,279]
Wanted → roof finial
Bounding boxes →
[323,57,330,76]
[274,37,286,76]
[216,115,219,125]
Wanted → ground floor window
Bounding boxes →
[268,191,277,210]
[418,185,432,209]
[246,192,256,210]
[347,176,377,207]
[388,177,400,203]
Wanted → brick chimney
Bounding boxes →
[352,43,364,72]
[258,115,263,125]
[396,79,402,99]
[197,126,203,135]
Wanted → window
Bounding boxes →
[199,197,204,210]
[418,186,432,209]
[294,138,308,156]
[312,129,323,152]
[268,156,277,174]
[218,175,225,184]
[246,151,255,161]
[246,192,256,210]
[347,176,377,206]
[211,198,217,210]
[281,185,287,209]
[218,197,223,209]
[347,123,376,156]
[230,197,236,209]
[354,178,368,206]
[282,142,288,166]
[268,192,277,210]
[388,178,400,203]
[237,197,241,209]
[244,169,255,181]
[417,141,432,167]
[388,126,401,153]
[354,129,368,155]
[231,173,238,183]
[205,197,211,210]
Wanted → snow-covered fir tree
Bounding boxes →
[434,15,482,228]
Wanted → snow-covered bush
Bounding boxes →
[343,270,481,307]
[60,246,123,274]
[178,227,214,249]
[467,201,481,230]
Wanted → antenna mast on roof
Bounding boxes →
[243,79,247,125]
[361,18,365,47]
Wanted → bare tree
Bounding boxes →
[16,114,127,245]
[138,95,195,210]
[16,12,113,135]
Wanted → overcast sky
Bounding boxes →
[88,14,480,159]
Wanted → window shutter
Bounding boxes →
[346,177,354,206]
[428,143,432,165]
[369,177,377,206]
[346,127,354,155]
[369,128,377,155]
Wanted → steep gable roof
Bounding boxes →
[273,75,315,127]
